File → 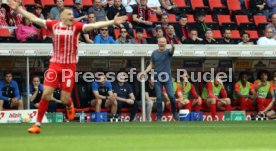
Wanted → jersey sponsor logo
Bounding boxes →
[54,29,74,35]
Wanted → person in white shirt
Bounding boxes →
[122,0,137,13]
[147,0,162,15]
[238,32,254,45]
[257,27,276,45]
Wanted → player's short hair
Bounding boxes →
[60,7,72,13]
[239,71,248,79]
[257,70,270,80]
[4,71,13,76]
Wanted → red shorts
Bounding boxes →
[44,62,76,92]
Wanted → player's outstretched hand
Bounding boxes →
[7,0,20,10]
[114,13,128,25]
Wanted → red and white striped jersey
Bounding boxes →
[10,8,24,26]
[0,7,8,26]
[46,20,84,64]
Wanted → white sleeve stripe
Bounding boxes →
[82,24,87,32]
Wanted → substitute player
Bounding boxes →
[7,0,127,134]
[178,73,202,111]
[201,77,232,120]
[233,72,256,111]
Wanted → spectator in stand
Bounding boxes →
[233,72,256,111]
[0,0,8,27]
[122,0,137,13]
[132,0,153,34]
[254,70,273,112]
[201,77,232,120]
[116,27,135,44]
[107,0,133,36]
[9,0,24,26]
[159,0,180,15]
[33,4,44,20]
[238,32,254,45]
[90,74,117,119]
[0,72,23,111]
[83,13,98,43]
[267,0,276,15]
[175,14,189,43]
[266,13,276,38]
[220,29,235,44]
[94,27,115,44]
[145,77,164,122]
[194,12,208,39]
[113,72,138,122]
[135,27,147,44]
[250,0,269,18]
[160,13,169,37]
[257,27,276,45]
[203,28,218,44]
[165,24,181,44]
[178,73,203,111]
[50,0,64,20]
[88,0,108,21]
[149,25,164,44]
[147,0,163,17]
[16,17,39,42]
[259,75,276,119]
[183,29,203,44]
[73,0,88,24]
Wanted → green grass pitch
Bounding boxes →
[0,121,275,151]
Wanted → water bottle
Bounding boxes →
[80,111,85,123]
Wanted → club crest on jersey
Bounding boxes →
[54,29,74,35]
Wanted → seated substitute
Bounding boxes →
[0,72,23,111]
[91,74,117,118]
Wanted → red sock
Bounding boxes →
[240,97,247,111]
[194,105,202,111]
[36,99,49,124]
[67,98,73,107]
[211,104,216,120]
[226,104,232,111]
[257,98,264,112]
[184,103,192,111]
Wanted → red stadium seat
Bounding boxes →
[22,0,36,6]
[168,14,176,22]
[205,15,214,23]
[231,30,241,38]
[245,30,259,39]
[187,14,195,23]
[114,29,120,39]
[227,0,241,11]
[82,0,93,7]
[0,28,12,37]
[149,14,159,22]
[235,15,250,26]
[212,30,222,38]
[244,0,250,9]
[253,15,268,26]
[217,15,233,26]
[190,0,207,10]
[208,0,226,10]
[40,0,55,7]
[174,0,187,7]
[64,0,74,6]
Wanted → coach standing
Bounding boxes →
[139,38,179,121]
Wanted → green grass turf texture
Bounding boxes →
[0,121,275,151]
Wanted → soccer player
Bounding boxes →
[0,72,23,111]
[139,38,179,121]
[259,76,276,119]
[90,74,117,118]
[254,70,273,112]
[201,77,232,120]
[178,73,202,111]
[233,72,256,111]
[6,0,127,134]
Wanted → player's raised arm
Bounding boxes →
[7,0,46,28]
[83,14,128,33]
